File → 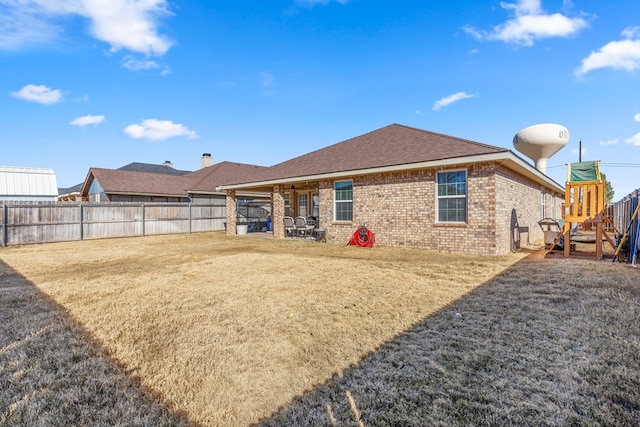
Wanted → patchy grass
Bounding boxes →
[0,259,191,426]
[0,232,638,426]
[260,257,640,426]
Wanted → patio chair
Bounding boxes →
[295,216,315,238]
[283,216,296,237]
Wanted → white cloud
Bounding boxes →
[576,27,640,76]
[634,113,640,122]
[260,72,274,88]
[259,71,275,95]
[11,84,63,104]
[622,26,640,39]
[70,114,106,127]
[625,132,640,146]
[295,0,349,7]
[0,0,172,56]
[463,0,588,46]
[123,56,170,74]
[433,92,476,111]
[0,3,60,49]
[599,139,618,146]
[124,119,198,141]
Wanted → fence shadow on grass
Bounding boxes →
[257,256,640,426]
[0,259,196,427]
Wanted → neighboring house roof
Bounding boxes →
[58,183,83,195]
[118,162,191,175]
[219,123,564,193]
[0,166,58,199]
[80,161,269,198]
[61,162,190,197]
[82,168,190,198]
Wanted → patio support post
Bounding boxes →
[272,185,285,239]
[226,190,237,235]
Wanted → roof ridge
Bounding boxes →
[94,166,197,176]
[222,123,513,186]
[268,124,397,168]
[118,162,192,175]
[390,123,509,152]
[267,123,506,172]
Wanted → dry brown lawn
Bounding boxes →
[1,232,638,426]
[0,232,524,426]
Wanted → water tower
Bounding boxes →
[512,123,569,174]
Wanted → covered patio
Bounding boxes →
[225,180,322,239]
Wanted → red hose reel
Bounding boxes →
[347,225,375,248]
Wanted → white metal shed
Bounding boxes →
[0,166,59,201]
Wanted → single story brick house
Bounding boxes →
[219,124,565,255]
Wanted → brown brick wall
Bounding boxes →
[317,162,563,255]
[494,166,564,254]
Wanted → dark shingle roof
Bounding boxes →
[186,162,268,193]
[118,162,190,175]
[226,124,509,185]
[58,183,83,195]
[81,162,268,197]
[62,162,190,196]
[85,168,189,197]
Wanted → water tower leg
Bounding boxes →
[535,159,548,175]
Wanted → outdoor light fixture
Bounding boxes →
[290,185,296,190]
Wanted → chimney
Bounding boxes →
[201,153,213,168]
[163,160,174,168]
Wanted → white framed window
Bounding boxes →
[334,180,353,222]
[436,170,467,223]
[541,188,546,218]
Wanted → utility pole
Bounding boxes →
[579,140,582,162]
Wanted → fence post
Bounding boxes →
[79,204,84,241]
[2,204,6,247]
[142,203,146,237]
[189,203,192,234]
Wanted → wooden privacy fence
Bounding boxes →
[612,189,639,263]
[1,202,227,247]
[612,189,639,233]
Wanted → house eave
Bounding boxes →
[188,190,269,197]
[106,191,187,198]
[217,151,565,194]
[501,152,565,193]
[188,190,225,196]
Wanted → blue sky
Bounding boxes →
[1,0,639,199]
